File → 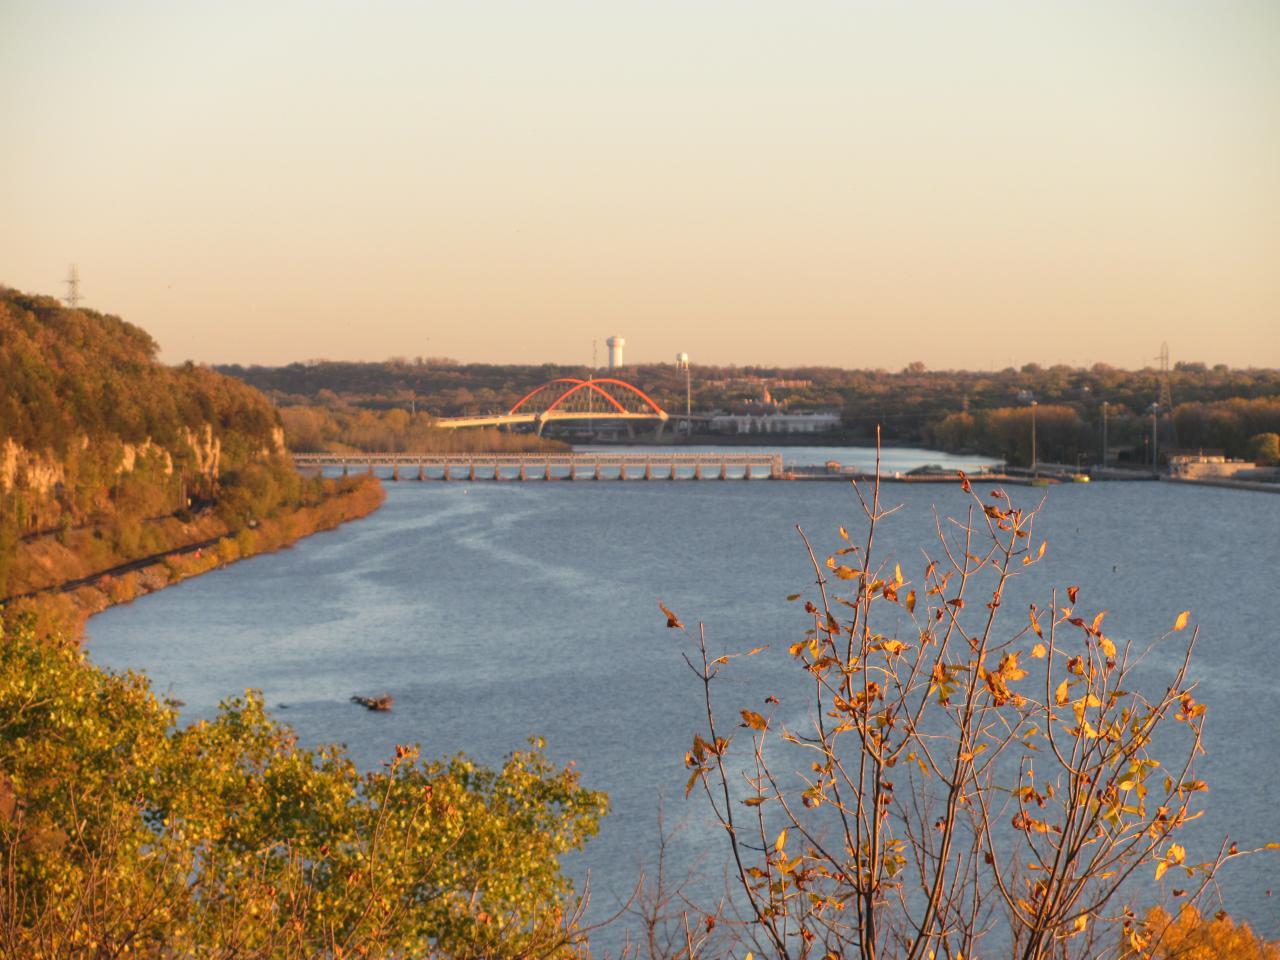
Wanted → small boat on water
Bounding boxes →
[351,694,394,712]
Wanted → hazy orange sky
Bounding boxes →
[2,1,1277,369]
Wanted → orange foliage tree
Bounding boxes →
[664,451,1272,960]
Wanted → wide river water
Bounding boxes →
[87,446,1280,943]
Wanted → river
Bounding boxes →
[86,446,1280,944]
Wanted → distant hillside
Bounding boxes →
[0,287,382,624]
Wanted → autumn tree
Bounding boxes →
[665,453,1270,960]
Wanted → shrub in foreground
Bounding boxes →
[0,615,606,959]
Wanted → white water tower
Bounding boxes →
[606,335,625,369]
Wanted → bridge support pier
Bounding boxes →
[544,462,553,481]
[417,464,425,481]
[518,465,526,482]
[342,464,349,477]
[593,463,602,481]
[367,462,375,476]
[669,463,677,480]
[468,463,476,482]
[694,464,702,480]
[443,464,451,481]
[618,464,627,481]
[391,465,400,482]
[743,465,751,480]
[493,464,502,481]
[644,462,652,480]
[720,462,728,481]
[570,464,577,481]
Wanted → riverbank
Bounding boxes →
[3,474,384,640]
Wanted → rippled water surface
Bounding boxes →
[87,447,1280,940]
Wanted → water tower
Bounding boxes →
[606,335,625,369]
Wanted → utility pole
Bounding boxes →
[1150,403,1160,474]
[1030,400,1038,474]
[685,363,692,420]
[1101,401,1109,469]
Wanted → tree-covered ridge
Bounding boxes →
[1,288,279,457]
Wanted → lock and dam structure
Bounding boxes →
[293,452,785,482]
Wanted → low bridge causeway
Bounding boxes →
[294,452,784,481]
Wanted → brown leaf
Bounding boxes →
[658,601,683,630]
[740,710,768,731]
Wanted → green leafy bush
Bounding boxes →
[0,614,606,958]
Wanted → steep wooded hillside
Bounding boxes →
[0,287,381,617]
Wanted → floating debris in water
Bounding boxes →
[351,694,394,712]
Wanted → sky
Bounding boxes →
[1,0,1277,370]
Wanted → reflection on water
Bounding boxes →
[87,449,1280,940]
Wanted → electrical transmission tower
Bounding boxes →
[64,264,83,308]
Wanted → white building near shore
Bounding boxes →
[709,411,841,434]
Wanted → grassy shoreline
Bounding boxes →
[3,474,385,640]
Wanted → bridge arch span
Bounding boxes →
[508,377,667,418]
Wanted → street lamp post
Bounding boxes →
[1030,400,1038,475]
[685,363,692,435]
[1150,403,1160,474]
[1101,400,1109,469]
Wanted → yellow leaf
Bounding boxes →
[1055,680,1069,705]
[834,566,857,580]
[740,710,768,731]
[1029,607,1043,639]
[1099,636,1116,658]
[1031,643,1046,659]
[775,828,788,853]
[906,590,917,613]
[1073,915,1088,933]
[1173,610,1190,632]
[1155,861,1168,881]
[1168,843,1185,865]
[894,563,904,586]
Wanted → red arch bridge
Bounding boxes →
[432,377,677,436]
